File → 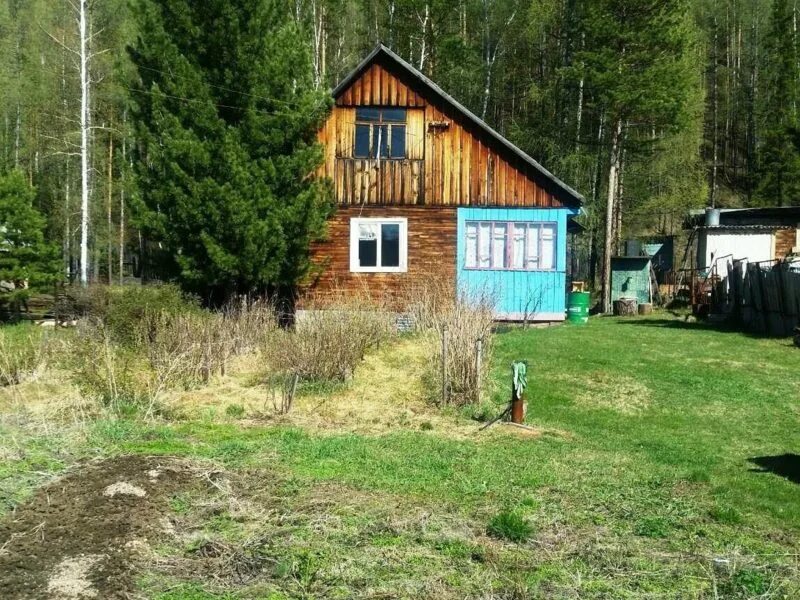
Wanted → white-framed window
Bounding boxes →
[464,220,557,271]
[349,217,408,273]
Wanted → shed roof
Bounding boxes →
[686,206,800,229]
[333,44,584,208]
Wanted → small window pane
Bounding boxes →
[354,124,370,158]
[512,224,526,269]
[381,223,400,267]
[526,226,540,270]
[478,223,491,268]
[491,223,507,269]
[390,125,406,158]
[465,223,478,268]
[356,107,380,122]
[381,108,406,122]
[541,224,556,270]
[375,125,389,158]
[359,239,377,266]
[358,223,379,267]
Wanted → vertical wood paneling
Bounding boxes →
[325,62,568,208]
[407,109,425,160]
[456,207,576,320]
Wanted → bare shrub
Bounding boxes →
[0,329,51,386]
[221,297,279,355]
[70,312,227,416]
[70,322,148,413]
[406,281,496,407]
[144,311,232,387]
[265,372,299,415]
[264,290,395,383]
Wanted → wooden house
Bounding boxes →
[307,45,584,321]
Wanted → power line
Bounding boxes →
[123,85,324,119]
[133,63,317,108]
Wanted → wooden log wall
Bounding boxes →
[774,227,798,258]
[317,62,564,208]
[301,206,456,309]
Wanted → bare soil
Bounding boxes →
[0,455,201,599]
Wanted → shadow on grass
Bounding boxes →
[613,317,785,339]
[748,454,800,485]
[612,318,725,332]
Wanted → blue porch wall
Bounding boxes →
[456,207,579,320]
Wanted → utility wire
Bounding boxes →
[123,86,321,119]
[133,63,320,108]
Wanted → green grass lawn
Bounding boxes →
[2,315,799,598]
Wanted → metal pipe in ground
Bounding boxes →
[511,390,524,424]
[510,361,527,424]
[441,326,449,406]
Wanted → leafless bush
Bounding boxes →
[70,312,227,416]
[70,322,147,412]
[221,297,279,355]
[263,290,395,383]
[265,372,299,415]
[0,330,51,386]
[144,311,221,388]
[406,280,496,406]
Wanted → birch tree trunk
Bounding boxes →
[119,133,126,285]
[106,131,113,284]
[602,119,623,314]
[418,4,429,70]
[79,0,91,286]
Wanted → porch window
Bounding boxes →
[354,108,406,159]
[350,217,408,273]
[464,221,557,271]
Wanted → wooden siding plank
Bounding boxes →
[320,62,570,208]
[302,206,458,309]
[398,79,408,106]
[381,66,390,105]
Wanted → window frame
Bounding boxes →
[349,217,408,273]
[463,220,558,272]
[353,107,407,160]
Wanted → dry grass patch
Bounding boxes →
[551,370,652,415]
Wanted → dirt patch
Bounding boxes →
[0,455,204,599]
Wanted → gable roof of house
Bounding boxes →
[333,44,584,208]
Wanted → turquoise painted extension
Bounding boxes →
[457,207,579,320]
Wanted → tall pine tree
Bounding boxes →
[756,0,800,206]
[129,0,333,303]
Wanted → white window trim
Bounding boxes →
[349,217,408,273]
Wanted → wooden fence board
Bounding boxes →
[721,261,800,336]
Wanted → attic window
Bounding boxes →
[354,108,406,159]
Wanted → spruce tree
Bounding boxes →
[756,0,800,206]
[129,0,332,303]
[0,171,60,303]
